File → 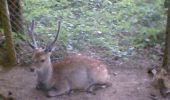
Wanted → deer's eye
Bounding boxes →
[40,59,45,62]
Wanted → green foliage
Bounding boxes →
[22,0,166,56]
[0,28,3,33]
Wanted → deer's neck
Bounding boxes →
[37,58,53,85]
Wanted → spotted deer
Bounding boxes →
[27,20,111,97]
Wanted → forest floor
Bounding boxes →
[0,46,165,100]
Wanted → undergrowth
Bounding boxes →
[22,0,166,57]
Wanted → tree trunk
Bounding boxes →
[0,0,17,66]
[7,0,24,34]
[0,12,2,29]
[155,1,170,98]
[163,1,170,74]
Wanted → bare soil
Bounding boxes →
[0,48,165,100]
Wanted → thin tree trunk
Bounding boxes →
[162,3,170,73]
[156,1,170,98]
[0,12,2,29]
[0,0,17,66]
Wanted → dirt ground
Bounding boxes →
[0,48,165,100]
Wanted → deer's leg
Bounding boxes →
[36,80,55,92]
[36,82,46,90]
[36,82,51,91]
[86,82,112,95]
[46,80,70,97]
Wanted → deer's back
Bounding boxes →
[52,54,109,86]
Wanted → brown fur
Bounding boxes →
[32,49,111,97]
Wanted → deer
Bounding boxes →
[27,20,111,97]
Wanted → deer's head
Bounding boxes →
[27,20,61,68]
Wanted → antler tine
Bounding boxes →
[27,20,38,49]
[51,20,61,46]
[45,20,61,52]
